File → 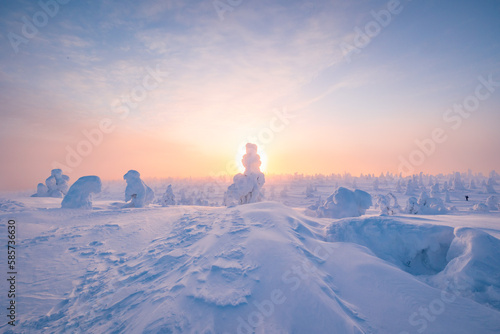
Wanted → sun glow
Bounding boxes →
[235,144,267,174]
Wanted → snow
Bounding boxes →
[61,175,102,209]
[123,170,155,208]
[1,172,500,333]
[224,143,265,205]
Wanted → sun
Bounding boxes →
[235,144,267,174]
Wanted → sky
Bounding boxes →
[0,0,499,190]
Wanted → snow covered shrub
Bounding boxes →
[223,143,265,206]
[61,176,101,209]
[472,203,489,212]
[32,169,70,198]
[405,191,448,215]
[31,183,49,197]
[317,187,372,218]
[123,170,154,208]
[159,184,176,206]
[376,192,400,215]
[486,196,499,210]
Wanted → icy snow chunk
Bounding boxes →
[224,143,265,206]
[123,170,154,208]
[317,187,372,218]
[61,176,102,209]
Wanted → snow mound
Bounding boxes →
[326,217,454,275]
[61,176,102,209]
[123,170,154,208]
[429,228,500,310]
[317,187,372,218]
[224,143,266,205]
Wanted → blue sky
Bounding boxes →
[0,0,499,190]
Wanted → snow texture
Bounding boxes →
[61,176,102,209]
[224,143,265,205]
[123,170,154,208]
[317,187,372,218]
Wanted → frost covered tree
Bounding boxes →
[32,169,69,198]
[376,192,400,215]
[405,190,447,215]
[486,178,497,194]
[306,184,315,198]
[317,187,372,218]
[223,143,265,206]
[430,182,441,198]
[31,183,49,197]
[46,168,70,197]
[61,176,101,209]
[486,196,499,210]
[123,170,154,208]
[159,184,176,206]
[444,189,451,203]
[452,172,466,191]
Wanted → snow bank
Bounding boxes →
[317,187,372,218]
[61,176,102,209]
[32,169,70,198]
[429,227,500,310]
[123,170,154,208]
[326,217,454,275]
[224,143,265,205]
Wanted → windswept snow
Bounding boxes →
[2,172,500,333]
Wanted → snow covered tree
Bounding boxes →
[317,187,372,218]
[123,170,154,208]
[61,176,101,209]
[224,143,265,205]
[32,169,70,198]
[452,172,466,191]
[486,196,499,210]
[159,184,176,206]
